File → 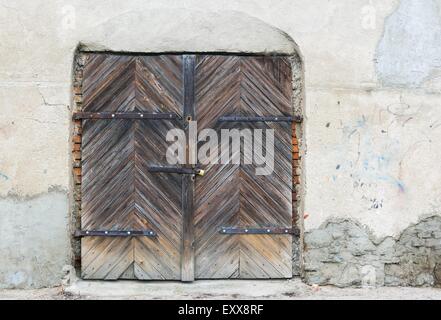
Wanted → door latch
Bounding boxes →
[195,169,205,176]
[148,165,206,176]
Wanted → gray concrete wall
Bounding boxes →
[0,0,440,288]
[0,190,69,288]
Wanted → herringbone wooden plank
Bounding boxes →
[239,235,292,278]
[81,237,134,279]
[81,119,136,229]
[133,118,182,279]
[83,55,137,112]
[194,56,242,278]
[135,56,184,115]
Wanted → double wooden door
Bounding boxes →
[77,53,294,281]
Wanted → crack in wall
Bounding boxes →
[0,185,68,201]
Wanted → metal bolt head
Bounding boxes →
[267,229,271,233]
[111,114,115,118]
[104,231,108,234]
[127,231,131,235]
[245,229,249,233]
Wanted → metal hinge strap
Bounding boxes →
[72,112,180,120]
[220,227,299,235]
[75,230,157,237]
[218,115,303,123]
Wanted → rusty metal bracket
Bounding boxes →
[72,112,180,120]
[219,227,298,235]
[218,115,302,123]
[75,230,157,237]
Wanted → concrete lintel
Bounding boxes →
[78,9,300,55]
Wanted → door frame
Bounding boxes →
[70,51,305,280]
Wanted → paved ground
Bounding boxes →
[1,279,441,300]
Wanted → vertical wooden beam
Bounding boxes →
[181,55,196,281]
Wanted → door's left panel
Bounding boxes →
[79,54,184,280]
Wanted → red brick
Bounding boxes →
[73,151,81,160]
[72,135,81,143]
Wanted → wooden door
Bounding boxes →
[79,54,184,279]
[77,53,294,280]
[194,55,293,278]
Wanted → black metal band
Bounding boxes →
[220,227,297,235]
[75,230,157,237]
[72,112,180,120]
[218,115,302,123]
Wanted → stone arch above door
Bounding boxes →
[78,9,301,55]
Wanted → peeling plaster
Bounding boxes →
[304,215,441,287]
[376,0,441,87]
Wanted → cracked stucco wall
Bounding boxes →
[0,79,71,288]
[0,190,69,288]
[0,0,441,288]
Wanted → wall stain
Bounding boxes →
[376,0,441,88]
[0,173,9,181]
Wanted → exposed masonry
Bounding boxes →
[304,216,441,287]
[71,52,304,276]
[290,52,304,276]
[71,52,86,271]
[291,124,301,276]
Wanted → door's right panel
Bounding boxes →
[194,55,293,279]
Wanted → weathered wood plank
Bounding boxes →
[181,55,196,282]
